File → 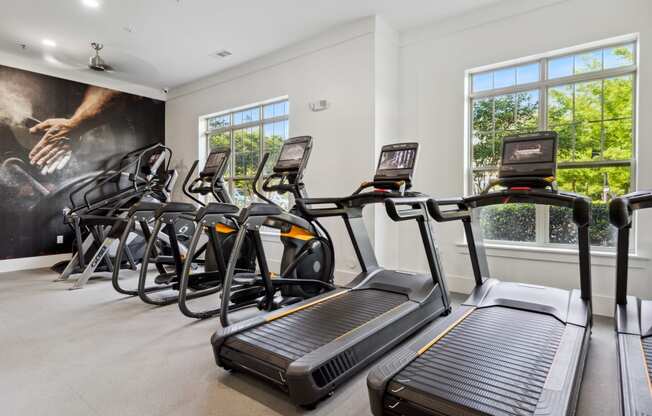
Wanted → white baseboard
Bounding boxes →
[0,253,70,274]
[446,273,614,318]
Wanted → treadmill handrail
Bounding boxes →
[433,187,593,303]
[463,188,591,227]
[609,190,652,228]
[609,190,652,305]
[385,196,430,222]
[295,197,347,218]
[428,197,471,223]
[296,190,417,219]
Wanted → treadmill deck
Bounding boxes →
[387,306,565,416]
[642,337,652,383]
[225,289,408,369]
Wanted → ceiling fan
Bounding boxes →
[88,42,115,72]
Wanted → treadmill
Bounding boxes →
[212,142,451,407]
[609,192,652,414]
[368,131,593,416]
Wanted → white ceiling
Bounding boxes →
[0,0,503,90]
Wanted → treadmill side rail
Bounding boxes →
[285,297,444,405]
[535,323,591,415]
[616,296,642,336]
[618,334,652,416]
[367,305,474,416]
[211,289,349,365]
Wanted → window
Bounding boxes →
[204,99,289,208]
[468,41,636,248]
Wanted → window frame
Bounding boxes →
[202,98,289,204]
[466,39,638,251]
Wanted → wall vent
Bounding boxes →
[214,50,232,58]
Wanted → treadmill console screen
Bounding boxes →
[202,149,230,178]
[274,136,312,173]
[374,142,419,184]
[499,131,557,179]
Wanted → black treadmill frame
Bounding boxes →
[610,191,652,415]
[213,185,451,407]
[368,186,594,416]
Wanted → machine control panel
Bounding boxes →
[201,148,231,178]
[499,131,557,180]
[273,136,313,175]
[374,142,419,186]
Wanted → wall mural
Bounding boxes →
[0,64,164,260]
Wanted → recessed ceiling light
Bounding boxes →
[42,39,57,47]
[82,0,100,8]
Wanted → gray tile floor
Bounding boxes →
[0,269,617,415]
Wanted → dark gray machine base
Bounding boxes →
[214,282,448,406]
[616,297,652,416]
[368,279,591,416]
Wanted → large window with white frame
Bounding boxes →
[468,40,636,248]
[204,99,289,208]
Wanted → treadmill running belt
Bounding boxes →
[391,307,565,416]
[642,337,652,383]
[227,289,407,365]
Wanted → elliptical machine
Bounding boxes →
[181,136,335,319]
[55,143,175,290]
[111,148,255,302]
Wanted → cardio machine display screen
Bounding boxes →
[277,142,308,168]
[502,138,555,165]
[378,149,417,171]
[206,152,226,169]
[203,151,228,176]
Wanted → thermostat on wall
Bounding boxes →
[309,100,330,112]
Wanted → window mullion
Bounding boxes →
[536,60,549,245]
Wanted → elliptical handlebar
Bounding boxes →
[182,160,205,207]
[261,174,296,195]
[251,153,277,207]
[70,142,170,213]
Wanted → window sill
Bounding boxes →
[455,241,649,269]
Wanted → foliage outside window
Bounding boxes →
[204,99,289,208]
[469,42,636,248]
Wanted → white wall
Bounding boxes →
[166,18,381,282]
[372,18,401,270]
[396,0,652,316]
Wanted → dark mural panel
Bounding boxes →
[0,65,164,260]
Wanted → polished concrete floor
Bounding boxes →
[0,269,618,416]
